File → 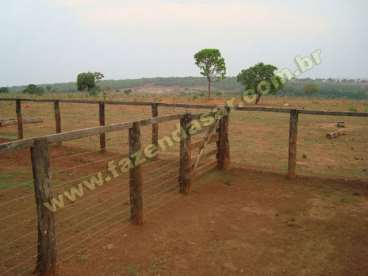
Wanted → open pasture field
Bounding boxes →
[0,94,367,275]
[0,95,367,180]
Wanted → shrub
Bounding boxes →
[0,87,9,94]
[124,89,133,95]
[77,72,96,92]
[23,84,45,96]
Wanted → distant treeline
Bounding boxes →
[6,77,368,100]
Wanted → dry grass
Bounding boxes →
[0,94,367,180]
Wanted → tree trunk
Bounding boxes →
[255,94,262,104]
[207,78,211,98]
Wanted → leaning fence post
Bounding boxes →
[31,138,56,276]
[99,102,106,151]
[54,101,62,145]
[16,99,23,139]
[129,122,143,225]
[151,103,159,156]
[179,113,192,194]
[217,107,230,170]
[288,109,299,179]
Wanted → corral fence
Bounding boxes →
[0,98,367,275]
[1,97,367,178]
[0,100,229,275]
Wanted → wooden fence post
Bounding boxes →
[179,113,192,194]
[288,109,299,179]
[54,101,62,146]
[30,138,56,276]
[99,102,106,151]
[129,122,143,225]
[151,103,159,152]
[217,108,230,170]
[16,99,23,139]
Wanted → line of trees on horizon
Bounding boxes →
[1,47,367,102]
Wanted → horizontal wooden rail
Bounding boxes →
[2,97,367,117]
[0,98,216,109]
[298,109,368,117]
[0,113,206,153]
[234,106,368,117]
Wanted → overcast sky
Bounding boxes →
[0,0,367,86]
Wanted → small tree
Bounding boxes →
[77,72,105,96]
[77,72,96,92]
[0,87,9,94]
[23,84,45,96]
[237,63,283,104]
[194,49,226,98]
[304,83,320,95]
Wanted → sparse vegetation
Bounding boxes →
[23,84,45,95]
[304,83,320,95]
[0,87,9,94]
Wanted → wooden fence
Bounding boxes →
[1,97,367,178]
[0,97,367,275]
[0,104,229,276]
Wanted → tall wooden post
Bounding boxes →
[99,102,106,151]
[129,122,143,225]
[179,113,192,194]
[54,101,61,146]
[288,110,299,179]
[31,138,56,276]
[16,99,23,139]
[217,108,230,170]
[151,103,159,148]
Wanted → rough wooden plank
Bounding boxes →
[236,106,368,117]
[192,149,217,163]
[0,113,191,153]
[217,108,230,170]
[30,138,56,276]
[326,130,346,139]
[190,135,218,150]
[1,98,368,117]
[288,110,299,179]
[158,102,216,109]
[54,101,61,134]
[179,113,192,194]
[299,110,368,117]
[138,113,183,127]
[235,106,295,113]
[151,103,159,147]
[192,119,219,169]
[99,102,106,151]
[191,160,217,178]
[54,101,62,147]
[16,99,23,139]
[0,118,43,127]
[129,122,143,225]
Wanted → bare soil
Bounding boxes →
[57,167,368,276]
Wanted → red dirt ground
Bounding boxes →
[57,168,368,276]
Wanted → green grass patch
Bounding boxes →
[0,132,18,140]
[0,171,33,190]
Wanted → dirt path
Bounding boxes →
[58,168,368,276]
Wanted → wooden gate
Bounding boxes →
[179,108,230,194]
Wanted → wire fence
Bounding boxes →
[1,98,367,275]
[0,103,220,275]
